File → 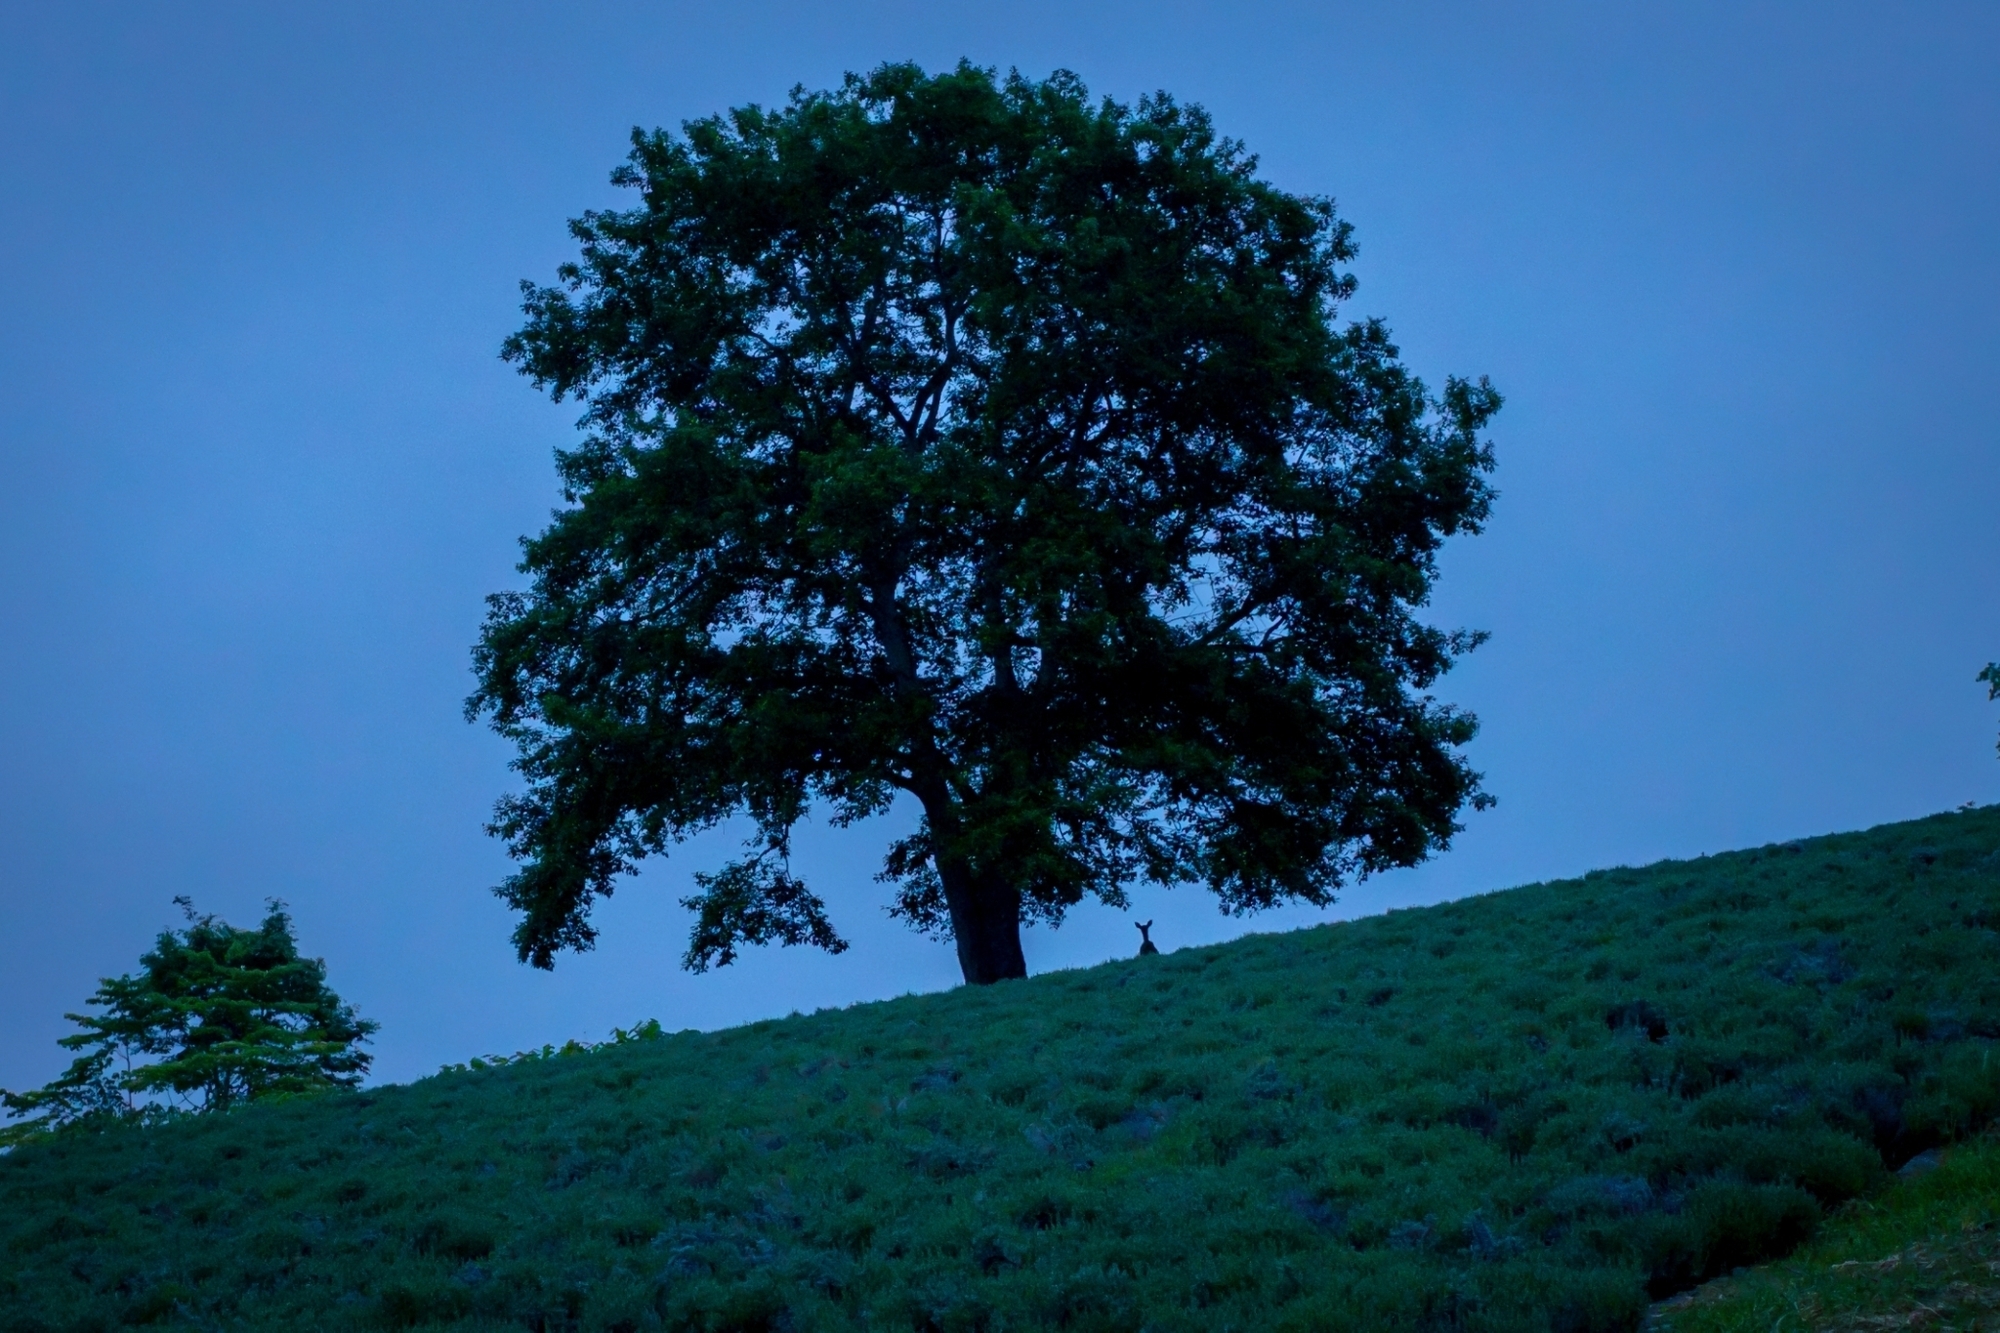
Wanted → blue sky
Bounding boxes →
[2,1,1995,1091]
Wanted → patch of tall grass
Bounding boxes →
[1654,1127,2000,1332]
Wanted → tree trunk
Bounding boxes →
[936,855,1027,984]
[865,580,1026,982]
[902,743,1028,985]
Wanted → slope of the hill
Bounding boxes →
[1651,1126,2000,1333]
[4,807,2000,1333]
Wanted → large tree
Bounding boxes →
[472,63,1500,985]
[1983,663,1999,754]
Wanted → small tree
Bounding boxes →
[472,63,1500,985]
[1,899,375,1145]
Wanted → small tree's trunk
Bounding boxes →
[934,853,1027,984]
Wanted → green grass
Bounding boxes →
[3,806,1999,1333]
[1653,1128,2000,1332]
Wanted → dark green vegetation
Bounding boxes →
[1982,662,1999,753]
[1655,1127,2000,1332]
[5,806,1999,1332]
[473,63,1499,985]
[1,900,373,1148]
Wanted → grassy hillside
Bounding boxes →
[4,806,1999,1333]
[1652,1126,2000,1333]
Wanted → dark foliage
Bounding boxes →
[469,62,1499,983]
[0,899,374,1145]
[1982,662,1999,753]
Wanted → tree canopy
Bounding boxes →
[0,899,374,1145]
[471,63,1500,985]
[1983,663,2000,754]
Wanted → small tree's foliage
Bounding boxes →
[0,899,375,1145]
[471,62,1501,983]
[0,1047,136,1146]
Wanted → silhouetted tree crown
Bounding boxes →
[472,62,1500,985]
[1,899,374,1144]
[1982,663,1999,754]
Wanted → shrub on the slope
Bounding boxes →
[2,807,1997,1332]
[1654,1126,2000,1332]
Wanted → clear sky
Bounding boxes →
[2,2,1996,1092]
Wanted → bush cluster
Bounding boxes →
[3,807,1998,1331]
[1653,1125,2000,1331]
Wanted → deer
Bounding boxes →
[1135,921,1159,957]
